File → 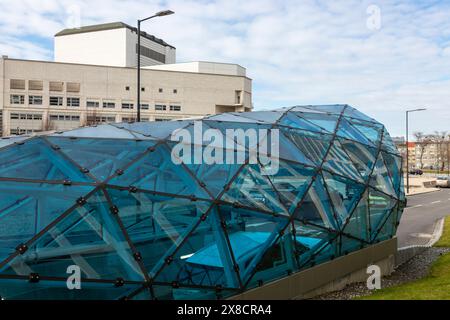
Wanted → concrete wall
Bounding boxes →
[231,238,397,300]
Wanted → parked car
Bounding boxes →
[436,176,450,188]
[409,169,423,175]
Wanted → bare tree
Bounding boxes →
[431,131,448,172]
[413,132,432,169]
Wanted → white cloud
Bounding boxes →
[0,0,449,137]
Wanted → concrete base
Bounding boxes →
[231,238,397,300]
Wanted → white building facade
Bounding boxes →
[0,22,252,137]
[55,22,176,67]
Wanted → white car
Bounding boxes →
[436,176,450,188]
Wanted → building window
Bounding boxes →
[141,87,145,92]
[50,96,64,106]
[141,118,149,122]
[66,82,81,93]
[49,114,80,122]
[103,102,116,109]
[140,103,150,110]
[10,79,26,90]
[49,81,64,92]
[125,86,130,91]
[170,105,181,111]
[122,117,136,123]
[10,113,19,120]
[235,91,242,104]
[29,95,43,105]
[67,97,80,107]
[155,118,170,122]
[173,89,177,94]
[87,115,116,123]
[10,95,25,105]
[29,80,43,91]
[10,113,42,121]
[155,104,167,111]
[158,88,163,93]
[136,44,166,64]
[87,101,100,108]
[121,103,134,109]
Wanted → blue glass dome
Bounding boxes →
[0,105,405,300]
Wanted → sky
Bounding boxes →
[0,0,449,139]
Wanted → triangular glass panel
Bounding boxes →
[381,130,398,154]
[296,112,339,133]
[112,120,194,140]
[2,191,145,282]
[343,106,377,123]
[322,171,366,227]
[232,111,285,124]
[302,105,346,115]
[369,153,397,197]
[106,188,213,282]
[339,138,378,182]
[372,204,398,243]
[341,190,370,242]
[293,174,339,230]
[220,164,288,216]
[108,143,211,200]
[349,118,383,145]
[53,124,150,140]
[293,220,337,270]
[381,151,402,197]
[0,182,95,268]
[336,118,375,147]
[323,140,365,183]
[266,161,316,214]
[46,137,156,182]
[281,127,333,165]
[153,206,243,289]
[0,138,92,182]
[216,204,289,286]
[368,188,397,238]
[278,112,325,134]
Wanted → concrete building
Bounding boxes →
[55,22,176,67]
[0,22,252,137]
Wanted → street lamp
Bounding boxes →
[137,10,175,122]
[406,108,427,194]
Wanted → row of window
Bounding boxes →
[11,95,80,107]
[126,86,178,94]
[49,114,81,122]
[10,95,182,112]
[10,113,43,120]
[10,79,80,93]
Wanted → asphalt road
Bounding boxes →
[397,190,450,247]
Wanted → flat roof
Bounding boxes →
[55,22,175,49]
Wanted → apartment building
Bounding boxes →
[0,22,252,137]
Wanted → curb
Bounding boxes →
[406,189,441,197]
[395,217,446,267]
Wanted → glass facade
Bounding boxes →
[0,105,405,300]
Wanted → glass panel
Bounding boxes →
[296,112,339,133]
[154,206,241,289]
[106,188,213,280]
[369,154,396,197]
[47,137,156,182]
[278,112,325,133]
[293,175,338,229]
[336,118,375,146]
[368,188,397,239]
[2,191,145,282]
[339,138,378,181]
[302,105,345,115]
[323,140,365,183]
[109,144,211,200]
[266,161,316,214]
[220,164,288,216]
[323,171,366,227]
[341,190,370,242]
[281,127,333,165]
[0,138,92,182]
[0,182,94,265]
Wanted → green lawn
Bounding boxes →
[361,216,450,300]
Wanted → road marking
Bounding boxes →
[431,201,441,204]
[410,204,423,208]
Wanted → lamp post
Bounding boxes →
[406,108,427,194]
[137,10,174,122]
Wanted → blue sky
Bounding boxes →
[0,0,449,138]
